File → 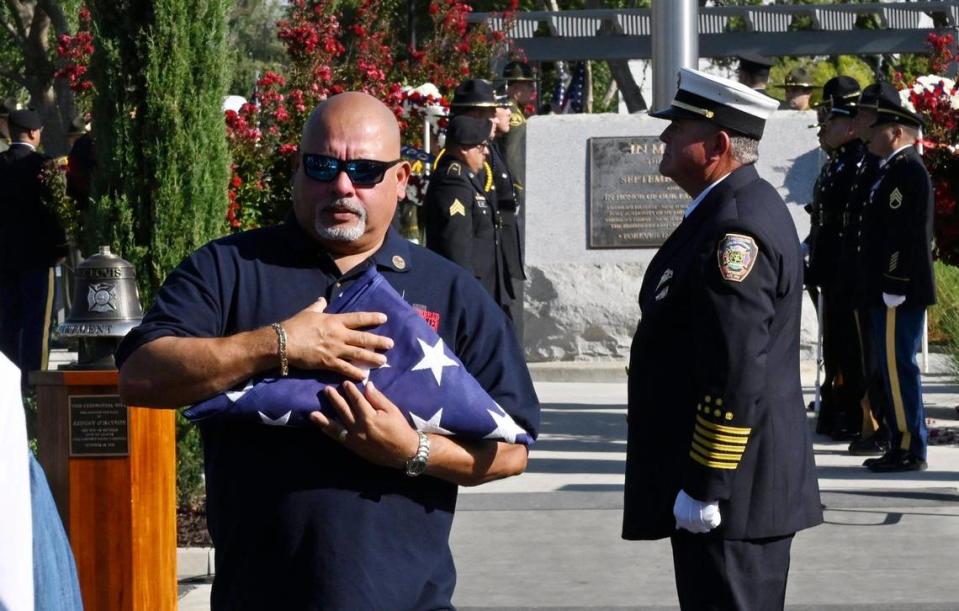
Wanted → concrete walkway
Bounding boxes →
[177,364,959,610]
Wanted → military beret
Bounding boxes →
[650,67,779,140]
[450,79,499,109]
[871,81,924,128]
[502,61,535,82]
[446,115,491,146]
[8,108,43,130]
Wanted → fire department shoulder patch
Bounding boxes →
[717,233,759,283]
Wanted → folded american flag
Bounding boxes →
[183,266,532,445]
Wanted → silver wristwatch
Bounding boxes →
[404,432,431,477]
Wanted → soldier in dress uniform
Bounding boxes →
[423,115,511,312]
[0,109,68,389]
[444,79,523,328]
[809,76,866,440]
[736,52,773,95]
[622,68,822,610]
[860,83,936,472]
[840,83,890,456]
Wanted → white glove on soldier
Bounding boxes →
[883,293,906,308]
[673,489,721,534]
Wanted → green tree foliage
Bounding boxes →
[227,0,286,96]
[84,0,231,308]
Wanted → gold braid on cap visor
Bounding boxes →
[672,100,715,119]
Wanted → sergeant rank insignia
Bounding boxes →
[717,233,758,283]
[449,199,466,217]
[889,187,903,209]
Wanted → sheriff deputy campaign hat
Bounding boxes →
[450,79,499,109]
[818,76,860,117]
[780,67,816,89]
[872,81,925,128]
[446,115,492,146]
[502,61,536,82]
[650,67,779,140]
[8,108,43,130]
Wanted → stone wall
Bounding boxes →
[523,111,824,362]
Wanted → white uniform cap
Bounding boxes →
[650,68,779,140]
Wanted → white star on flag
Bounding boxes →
[258,410,291,426]
[356,361,391,384]
[484,408,528,444]
[411,337,459,384]
[226,380,254,402]
[410,408,454,436]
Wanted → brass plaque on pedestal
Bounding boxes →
[588,136,688,248]
[69,395,129,457]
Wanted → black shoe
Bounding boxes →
[865,449,927,472]
[848,435,889,456]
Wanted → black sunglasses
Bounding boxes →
[302,154,403,186]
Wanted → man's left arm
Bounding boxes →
[682,229,779,507]
[311,381,529,486]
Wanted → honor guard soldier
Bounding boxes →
[443,79,521,325]
[0,109,68,389]
[497,62,536,341]
[840,83,890,456]
[810,76,867,440]
[861,83,936,472]
[735,52,773,94]
[424,115,511,312]
[622,68,822,610]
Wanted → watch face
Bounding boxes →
[406,458,427,477]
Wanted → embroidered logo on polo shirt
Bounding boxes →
[717,233,759,283]
[414,305,441,331]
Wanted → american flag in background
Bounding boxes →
[565,62,587,113]
[183,266,534,446]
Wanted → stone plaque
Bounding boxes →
[70,395,129,457]
[588,136,688,248]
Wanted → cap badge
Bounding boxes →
[717,233,759,283]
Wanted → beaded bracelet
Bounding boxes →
[271,322,289,377]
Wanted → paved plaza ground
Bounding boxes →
[177,359,959,610]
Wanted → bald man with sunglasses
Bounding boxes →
[116,93,538,610]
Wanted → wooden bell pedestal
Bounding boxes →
[31,369,177,611]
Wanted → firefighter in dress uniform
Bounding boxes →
[622,68,822,610]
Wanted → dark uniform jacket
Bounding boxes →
[489,142,525,282]
[497,101,527,274]
[0,143,67,270]
[808,140,866,288]
[623,164,823,541]
[862,146,936,307]
[838,151,880,305]
[425,153,510,306]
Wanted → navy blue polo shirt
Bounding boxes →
[115,217,539,611]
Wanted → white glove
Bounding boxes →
[883,293,906,308]
[673,489,722,534]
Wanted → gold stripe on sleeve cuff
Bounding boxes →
[694,425,750,446]
[691,440,743,464]
[692,432,747,454]
[689,450,738,470]
[695,415,751,436]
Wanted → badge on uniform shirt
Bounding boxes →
[717,233,759,283]
[447,161,462,177]
[476,195,487,209]
[449,199,466,216]
[889,188,903,209]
